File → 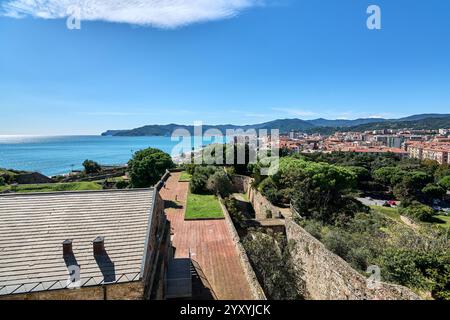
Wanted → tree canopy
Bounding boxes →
[439,176,450,191]
[257,157,361,223]
[82,160,101,174]
[127,148,174,188]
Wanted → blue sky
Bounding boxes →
[1,0,450,135]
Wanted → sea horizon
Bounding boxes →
[0,135,226,177]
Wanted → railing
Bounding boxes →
[1,271,141,297]
[289,202,303,219]
[164,249,219,300]
[187,248,218,299]
[154,170,171,191]
[190,259,219,300]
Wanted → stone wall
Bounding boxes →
[231,175,252,194]
[142,189,171,300]
[232,175,283,220]
[218,197,267,300]
[285,218,421,300]
[248,187,284,220]
[231,174,421,300]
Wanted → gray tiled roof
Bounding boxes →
[0,188,155,296]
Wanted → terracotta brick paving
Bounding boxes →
[159,172,253,300]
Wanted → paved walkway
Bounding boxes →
[159,172,254,300]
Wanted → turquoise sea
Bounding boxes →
[0,135,223,177]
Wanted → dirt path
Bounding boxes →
[159,172,254,300]
[400,215,419,230]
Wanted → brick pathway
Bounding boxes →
[159,172,254,300]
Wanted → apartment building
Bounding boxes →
[408,142,450,165]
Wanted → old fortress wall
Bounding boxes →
[231,175,421,300]
[219,198,267,300]
[284,218,420,300]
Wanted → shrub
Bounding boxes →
[225,166,235,175]
[224,198,246,229]
[399,203,435,222]
[184,164,197,175]
[189,166,218,194]
[0,177,5,186]
[376,248,427,289]
[258,177,280,204]
[206,171,233,197]
[190,173,207,194]
[348,246,373,272]
[432,263,450,300]
[243,231,304,299]
[300,219,323,240]
[82,160,101,174]
[115,180,129,189]
[275,188,294,205]
[322,230,352,260]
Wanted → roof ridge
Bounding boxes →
[0,187,155,197]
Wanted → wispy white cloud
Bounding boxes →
[1,0,264,28]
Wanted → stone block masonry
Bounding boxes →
[231,174,421,300]
[248,186,284,220]
[285,218,421,300]
[218,197,267,300]
[232,175,283,220]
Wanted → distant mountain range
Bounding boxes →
[332,115,450,132]
[101,113,450,136]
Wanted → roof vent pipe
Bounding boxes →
[93,236,105,255]
[62,239,73,256]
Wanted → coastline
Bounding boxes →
[0,135,226,177]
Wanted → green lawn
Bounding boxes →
[0,169,15,176]
[240,193,249,202]
[185,192,224,220]
[370,205,401,221]
[433,214,450,229]
[93,176,126,183]
[371,205,450,231]
[0,182,102,193]
[179,171,192,182]
[232,192,249,202]
[0,168,23,174]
